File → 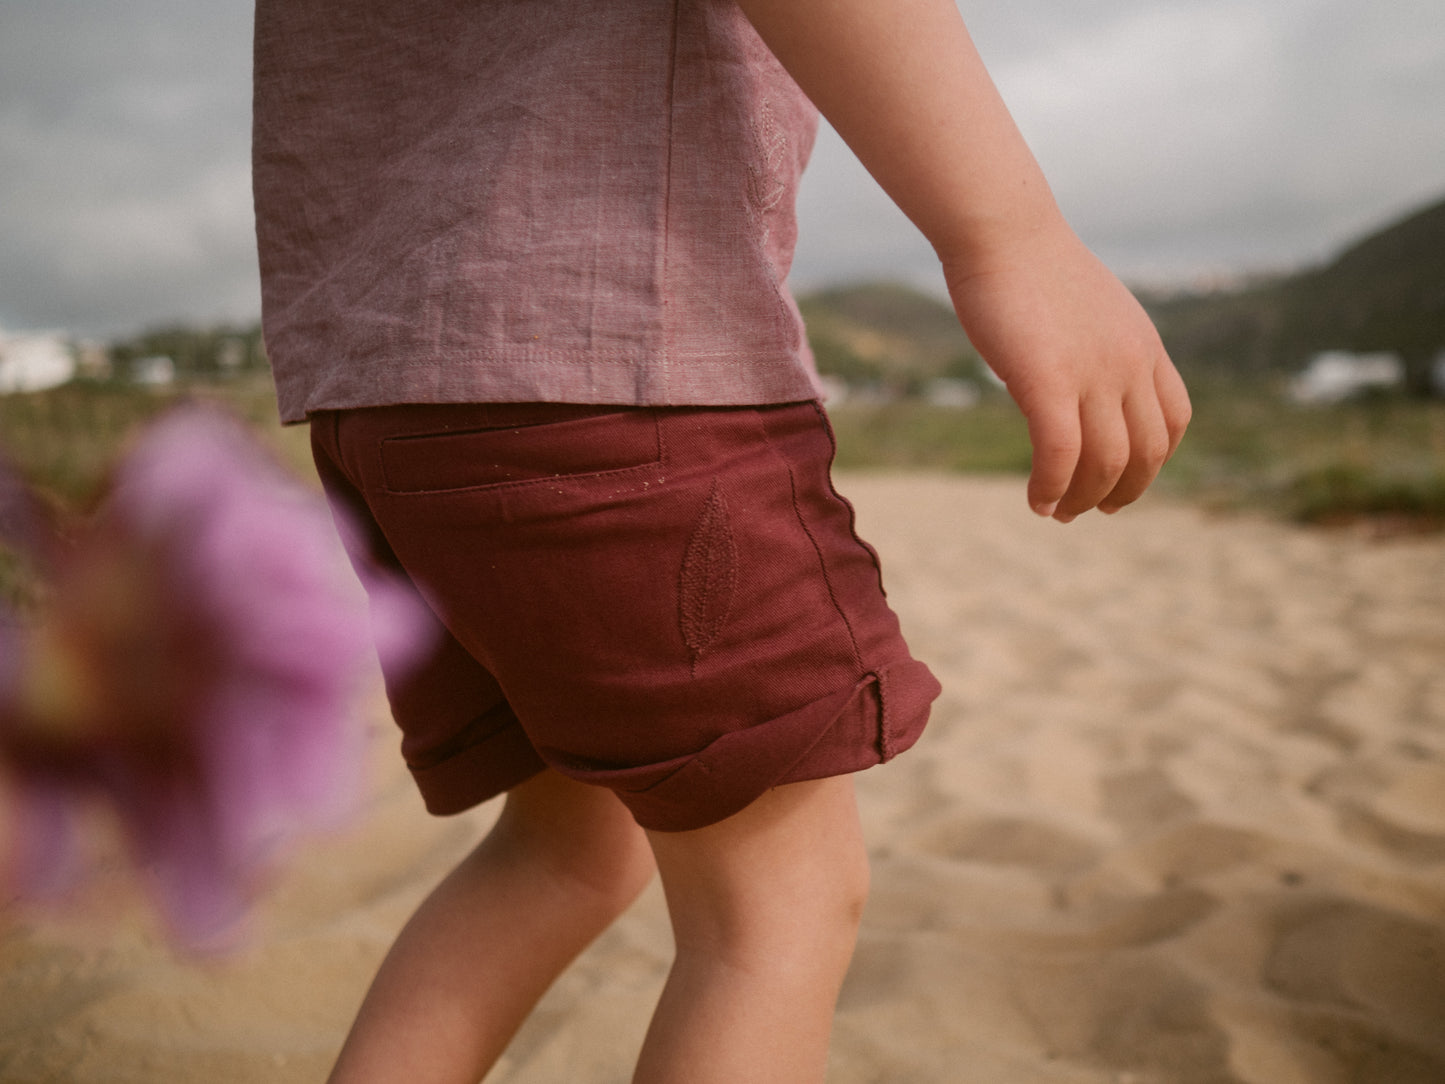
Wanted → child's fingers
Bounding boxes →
[1054,394,1130,520]
[1098,392,1171,514]
[1155,359,1193,457]
[1023,397,1082,517]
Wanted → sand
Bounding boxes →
[3,474,1444,1083]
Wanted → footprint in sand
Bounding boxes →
[1004,953,1237,1082]
[1353,761,1445,861]
[903,813,1223,952]
[1099,765,1200,835]
[1263,895,1445,1060]
[1110,822,1269,888]
[1308,757,1445,864]
[913,815,1102,876]
[1015,886,1222,954]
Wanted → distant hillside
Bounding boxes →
[1142,194,1445,392]
[797,282,977,389]
[801,193,1445,395]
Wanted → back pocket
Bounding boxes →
[380,409,662,494]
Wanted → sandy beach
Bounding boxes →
[3,474,1444,1083]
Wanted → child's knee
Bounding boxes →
[808,844,870,955]
[490,773,656,912]
[570,821,657,912]
[651,776,870,964]
[837,847,871,930]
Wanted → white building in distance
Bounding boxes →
[1288,350,1404,404]
[0,330,76,393]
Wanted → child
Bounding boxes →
[251,0,1190,1080]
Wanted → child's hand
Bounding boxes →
[733,0,1191,522]
[945,224,1191,522]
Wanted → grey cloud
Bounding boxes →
[2,1,1444,334]
[0,1,257,334]
[799,0,1445,290]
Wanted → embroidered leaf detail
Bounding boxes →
[679,480,737,659]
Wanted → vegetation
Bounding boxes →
[799,282,989,395]
[1141,196,1445,393]
[1,376,1440,591]
[107,322,268,383]
[0,376,311,507]
[827,394,1030,475]
[799,196,1445,398]
[1167,376,1445,527]
[826,378,1445,530]
[0,377,314,608]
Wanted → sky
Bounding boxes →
[2,0,1444,338]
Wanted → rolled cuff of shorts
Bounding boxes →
[410,721,548,816]
[564,657,941,832]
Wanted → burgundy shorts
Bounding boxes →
[310,401,939,832]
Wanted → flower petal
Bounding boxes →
[2,405,436,949]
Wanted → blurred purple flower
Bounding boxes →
[0,407,432,948]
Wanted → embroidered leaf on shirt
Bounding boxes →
[745,98,788,214]
[679,480,737,660]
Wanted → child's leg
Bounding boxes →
[327,769,655,1084]
[635,775,869,1084]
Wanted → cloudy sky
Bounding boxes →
[2,0,1444,337]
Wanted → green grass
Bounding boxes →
[827,395,1034,475]
[828,379,1445,530]
[0,376,313,506]
[1164,380,1445,526]
[0,378,315,606]
[2,376,1443,551]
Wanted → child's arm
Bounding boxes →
[737,0,1192,520]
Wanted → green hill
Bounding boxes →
[797,282,977,390]
[801,193,1445,395]
[1142,194,1445,392]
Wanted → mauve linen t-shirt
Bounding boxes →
[252,0,822,424]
